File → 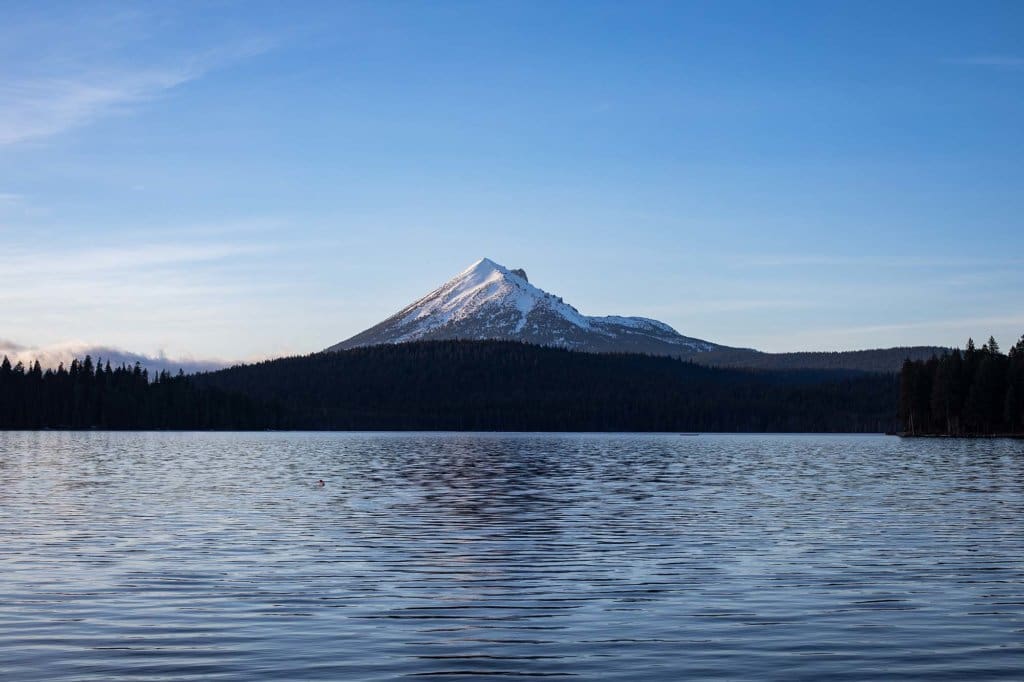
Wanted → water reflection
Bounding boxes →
[0,432,1022,680]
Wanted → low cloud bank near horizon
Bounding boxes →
[0,339,234,376]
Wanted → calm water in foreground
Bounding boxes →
[0,432,1022,680]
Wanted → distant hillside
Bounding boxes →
[689,346,948,373]
[195,340,898,432]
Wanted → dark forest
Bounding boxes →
[2,341,899,432]
[196,341,898,432]
[898,335,1024,436]
[0,356,275,430]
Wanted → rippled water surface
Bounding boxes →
[1,432,1022,680]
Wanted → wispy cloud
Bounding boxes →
[2,240,275,279]
[0,227,295,346]
[0,10,274,147]
[0,338,28,352]
[0,71,187,145]
[945,55,1024,69]
[0,232,293,343]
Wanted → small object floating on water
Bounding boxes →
[317,479,325,487]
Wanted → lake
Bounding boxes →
[0,432,1021,680]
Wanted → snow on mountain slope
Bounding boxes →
[325,258,721,356]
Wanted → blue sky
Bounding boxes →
[2,1,1022,361]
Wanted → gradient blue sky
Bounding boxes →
[2,1,1022,361]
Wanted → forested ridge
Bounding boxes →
[2,341,901,432]
[694,346,948,373]
[0,355,275,430]
[898,335,1024,436]
[195,340,897,432]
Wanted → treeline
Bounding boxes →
[899,335,1024,436]
[0,355,275,430]
[2,341,904,432]
[195,340,898,432]
[695,346,948,373]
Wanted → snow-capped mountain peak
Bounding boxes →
[398,257,589,338]
[326,258,720,356]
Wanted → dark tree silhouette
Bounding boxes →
[898,334,1024,436]
[194,340,898,432]
[0,356,275,430]
[3,341,905,432]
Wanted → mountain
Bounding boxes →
[326,258,721,356]
[324,258,948,373]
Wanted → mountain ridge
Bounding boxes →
[691,346,949,373]
[326,258,721,357]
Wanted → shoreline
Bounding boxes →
[897,432,1024,439]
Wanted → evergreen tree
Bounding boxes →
[899,332,1023,435]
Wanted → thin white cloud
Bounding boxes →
[0,237,289,321]
[0,23,274,146]
[2,241,275,278]
[0,71,184,145]
[0,225,304,360]
[0,338,28,352]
